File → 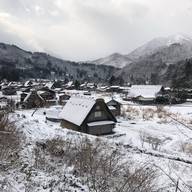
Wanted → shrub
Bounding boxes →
[142,108,155,120]
[180,141,192,155]
[0,111,22,160]
[37,136,162,192]
[187,118,192,125]
[124,107,140,120]
[139,129,170,151]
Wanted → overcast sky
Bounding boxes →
[0,0,192,61]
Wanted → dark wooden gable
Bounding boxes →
[85,99,116,124]
[106,99,121,116]
[25,90,45,108]
[81,99,117,135]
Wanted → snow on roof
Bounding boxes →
[104,97,125,105]
[137,96,155,101]
[108,106,116,110]
[164,87,171,90]
[37,91,46,95]
[24,91,44,102]
[24,92,32,102]
[59,96,96,126]
[103,97,113,103]
[45,82,54,89]
[87,121,115,127]
[66,81,73,87]
[7,82,15,86]
[24,80,33,87]
[129,85,163,98]
[110,85,120,88]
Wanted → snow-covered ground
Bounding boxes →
[113,103,192,155]
[1,100,192,191]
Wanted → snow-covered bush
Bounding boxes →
[142,108,155,120]
[123,107,140,120]
[187,118,192,125]
[36,136,162,192]
[0,111,22,160]
[180,141,192,155]
[0,111,24,191]
[139,129,169,151]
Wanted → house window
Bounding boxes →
[94,111,101,117]
[95,105,101,110]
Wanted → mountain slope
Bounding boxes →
[89,53,133,68]
[0,43,119,82]
[164,58,192,88]
[127,33,192,59]
[88,33,192,69]
[116,43,192,85]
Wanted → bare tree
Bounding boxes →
[0,111,22,161]
[39,136,163,192]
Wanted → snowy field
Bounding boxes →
[1,101,192,191]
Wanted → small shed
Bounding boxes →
[60,97,117,135]
[106,99,121,116]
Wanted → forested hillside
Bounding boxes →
[0,43,119,82]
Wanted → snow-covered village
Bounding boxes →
[1,79,192,191]
[1,1,192,191]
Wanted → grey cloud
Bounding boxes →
[0,0,192,61]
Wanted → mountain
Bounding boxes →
[0,43,119,82]
[115,42,192,86]
[88,33,192,69]
[89,53,133,68]
[127,33,192,59]
[1,33,192,87]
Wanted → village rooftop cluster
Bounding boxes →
[0,79,192,135]
[0,79,192,107]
